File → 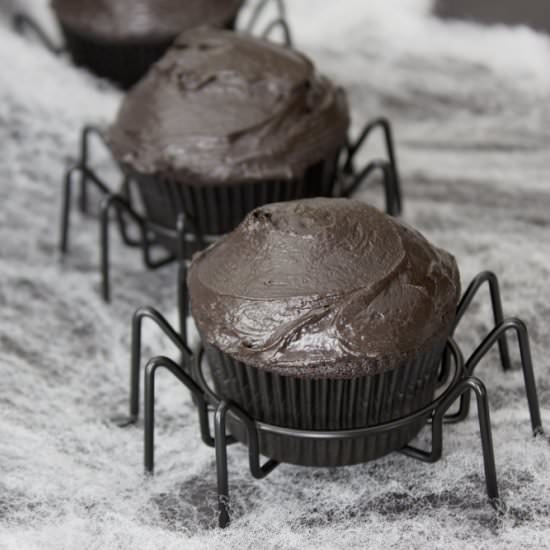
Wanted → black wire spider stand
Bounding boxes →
[125,270,545,528]
[59,125,186,304]
[59,116,402,303]
[244,0,293,46]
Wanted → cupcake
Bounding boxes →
[108,28,350,254]
[51,0,244,88]
[188,198,461,467]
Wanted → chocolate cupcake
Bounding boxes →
[188,198,461,467]
[108,29,350,254]
[51,0,244,88]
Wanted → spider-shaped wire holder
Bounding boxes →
[126,271,545,528]
[58,115,402,303]
[59,125,191,303]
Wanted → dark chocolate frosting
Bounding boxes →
[188,198,461,378]
[108,29,350,184]
[51,0,243,42]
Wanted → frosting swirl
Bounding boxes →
[108,29,350,184]
[188,198,461,378]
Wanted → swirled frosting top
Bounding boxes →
[108,29,350,184]
[52,0,243,41]
[188,198,461,378]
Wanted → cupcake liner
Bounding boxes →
[59,17,237,89]
[203,339,447,467]
[60,24,175,89]
[130,151,341,255]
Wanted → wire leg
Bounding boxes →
[128,311,144,425]
[79,166,88,214]
[99,193,151,302]
[215,401,231,528]
[454,271,512,372]
[402,376,500,507]
[78,125,103,214]
[120,307,192,427]
[469,378,500,505]
[343,159,400,216]
[443,391,472,424]
[144,359,156,473]
[245,0,286,33]
[384,166,401,217]
[99,195,116,302]
[344,118,403,215]
[212,401,277,528]
[465,318,544,437]
[261,18,292,46]
[379,118,402,213]
[60,166,78,254]
[114,177,140,247]
[143,356,207,474]
[60,161,116,258]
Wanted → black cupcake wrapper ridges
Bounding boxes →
[60,25,175,89]
[204,339,447,467]
[59,17,237,89]
[131,152,341,254]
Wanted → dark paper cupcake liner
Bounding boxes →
[203,340,447,467]
[59,25,175,89]
[59,17,237,89]
[130,151,341,255]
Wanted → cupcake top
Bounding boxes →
[51,0,243,42]
[108,29,350,184]
[188,198,461,378]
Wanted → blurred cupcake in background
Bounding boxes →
[108,28,350,253]
[51,0,244,88]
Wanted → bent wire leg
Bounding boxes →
[12,12,63,54]
[454,271,512,372]
[99,193,174,302]
[465,318,544,438]
[261,18,292,46]
[114,177,148,248]
[344,117,402,212]
[76,126,144,246]
[76,125,114,214]
[245,0,286,33]
[445,272,514,424]
[402,377,501,508]
[60,163,114,255]
[214,401,231,529]
[60,166,79,254]
[214,400,279,528]
[144,356,209,473]
[120,307,192,427]
[343,159,401,216]
[79,126,99,213]
[141,234,176,270]
[99,194,119,302]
